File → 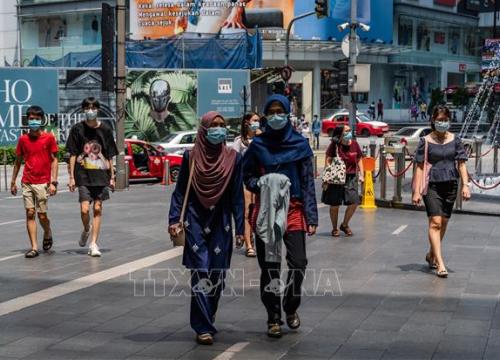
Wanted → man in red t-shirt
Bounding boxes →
[10,106,59,258]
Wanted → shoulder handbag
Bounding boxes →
[412,137,432,196]
[170,157,196,247]
[322,143,346,186]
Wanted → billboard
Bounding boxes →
[197,70,249,119]
[126,70,198,142]
[0,68,58,146]
[482,39,500,72]
[295,0,393,43]
[129,0,388,41]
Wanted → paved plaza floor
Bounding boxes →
[0,183,500,359]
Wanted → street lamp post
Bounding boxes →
[348,0,358,138]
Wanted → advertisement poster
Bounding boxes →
[126,70,198,142]
[0,68,58,146]
[197,70,249,119]
[482,39,500,72]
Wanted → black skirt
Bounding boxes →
[423,181,458,218]
[321,174,360,206]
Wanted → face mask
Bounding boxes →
[267,114,288,130]
[28,119,42,130]
[249,122,260,132]
[343,131,353,141]
[434,121,450,133]
[207,127,227,145]
[85,109,98,121]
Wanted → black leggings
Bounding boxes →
[255,231,308,324]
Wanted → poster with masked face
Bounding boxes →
[126,70,198,142]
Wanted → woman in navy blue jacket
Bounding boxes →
[243,94,318,338]
[169,112,244,345]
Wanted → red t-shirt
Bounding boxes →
[16,133,58,184]
[326,140,363,174]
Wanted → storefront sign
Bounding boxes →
[459,63,467,72]
[0,68,58,146]
[434,0,456,6]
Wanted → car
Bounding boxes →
[154,130,237,155]
[321,110,390,137]
[384,126,432,156]
[154,131,198,155]
[125,139,183,182]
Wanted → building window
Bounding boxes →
[449,29,460,55]
[398,16,413,47]
[38,17,67,47]
[417,21,431,51]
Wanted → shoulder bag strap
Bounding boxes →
[179,156,196,225]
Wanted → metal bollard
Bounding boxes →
[392,145,404,203]
[455,177,463,211]
[474,138,483,175]
[124,160,130,190]
[362,145,368,157]
[3,150,7,193]
[314,155,318,179]
[163,159,171,186]
[379,145,386,200]
[494,144,498,174]
[369,140,377,159]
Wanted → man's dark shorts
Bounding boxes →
[78,186,110,203]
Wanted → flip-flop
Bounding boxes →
[331,229,340,237]
[245,248,257,257]
[339,224,353,236]
[425,253,437,269]
[43,237,53,251]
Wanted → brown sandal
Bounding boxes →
[339,224,353,236]
[331,229,340,237]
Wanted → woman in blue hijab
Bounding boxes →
[243,94,318,338]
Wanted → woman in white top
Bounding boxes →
[232,112,261,257]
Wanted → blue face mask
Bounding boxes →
[434,121,450,133]
[207,127,227,145]
[249,122,260,132]
[343,131,353,141]
[267,114,288,130]
[28,119,42,130]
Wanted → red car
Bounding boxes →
[125,139,183,182]
[322,110,390,137]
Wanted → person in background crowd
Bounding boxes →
[243,94,318,339]
[420,101,428,121]
[301,122,311,145]
[232,112,261,257]
[412,105,470,278]
[10,106,59,258]
[312,114,321,150]
[66,97,118,257]
[368,101,376,121]
[169,111,244,345]
[377,99,384,121]
[322,125,364,237]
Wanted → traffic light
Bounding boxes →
[315,0,328,19]
[101,3,115,92]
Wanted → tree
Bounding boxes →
[428,88,445,115]
[452,87,469,108]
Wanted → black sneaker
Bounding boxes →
[267,323,282,338]
[286,312,300,329]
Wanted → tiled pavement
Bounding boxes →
[0,183,500,359]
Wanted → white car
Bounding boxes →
[154,130,236,155]
[154,131,197,155]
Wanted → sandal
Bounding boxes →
[437,269,448,278]
[43,236,53,251]
[245,247,257,258]
[25,249,39,258]
[425,253,437,270]
[339,223,353,236]
[331,229,340,237]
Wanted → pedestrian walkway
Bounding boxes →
[0,184,500,359]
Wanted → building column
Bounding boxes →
[312,63,321,119]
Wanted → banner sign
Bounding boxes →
[0,68,58,146]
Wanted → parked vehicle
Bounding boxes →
[384,126,432,156]
[154,129,237,155]
[125,139,183,182]
[322,110,390,137]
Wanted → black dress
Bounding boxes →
[415,136,468,218]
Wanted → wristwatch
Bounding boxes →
[51,181,59,188]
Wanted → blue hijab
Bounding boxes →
[248,94,313,166]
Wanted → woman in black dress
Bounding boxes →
[412,105,471,278]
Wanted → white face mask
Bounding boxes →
[85,109,98,121]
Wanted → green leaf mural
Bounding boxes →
[126,71,198,142]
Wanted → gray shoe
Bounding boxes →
[79,228,91,247]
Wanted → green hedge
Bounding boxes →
[0,145,67,165]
